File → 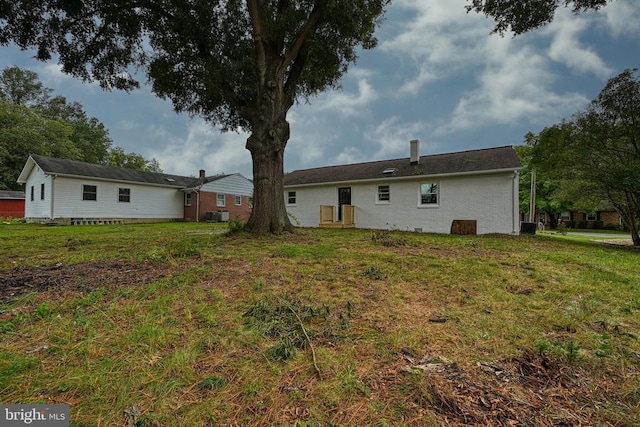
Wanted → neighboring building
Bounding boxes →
[284,142,522,235]
[0,190,25,218]
[16,155,252,224]
[536,209,623,230]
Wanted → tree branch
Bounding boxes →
[247,0,267,86]
[279,0,327,80]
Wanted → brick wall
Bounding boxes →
[184,191,252,222]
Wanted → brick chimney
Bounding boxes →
[410,139,420,164]
[199,169,206,178]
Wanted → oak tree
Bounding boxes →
[0,0,389,234]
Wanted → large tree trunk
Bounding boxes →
[244,73,295,235]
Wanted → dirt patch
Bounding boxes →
[388,350,634,426]
[0,261,172,302]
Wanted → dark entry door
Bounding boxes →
[338,187,351,221]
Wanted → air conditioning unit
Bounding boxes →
[205,211,219,222]
[218,210,229,222]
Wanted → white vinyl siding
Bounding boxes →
[200,174,253,196]
[51,177,184,219]
[24,166,52,219]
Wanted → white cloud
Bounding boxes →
[364,116,429,160]
[381,0,491,94]
[602,1,640,37]
[150,119,251,177]
[441,37,589,133]
[544,8,612,78]
[313,69,378,116]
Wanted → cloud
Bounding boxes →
[602,1,640,37]
[442,37,589,133]
[380,0,491,94]
[364,116,429,160]
[312,69,379,116]
[149,119,251,177]
[543,8,612,78]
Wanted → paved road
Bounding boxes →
[539,230,631,240]
[565,231,631,239]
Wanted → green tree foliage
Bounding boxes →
[0,101,78,190]
[106,147,163,173]
[0,0,390,235]
[37,96,112,164]
[531,69,640,245]
[0,65,161,189]
[466,0,612,35]
[0,66,52,106]
[516,141,575,229]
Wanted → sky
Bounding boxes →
[1,0,639,179]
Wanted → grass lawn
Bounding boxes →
[1,222,639,426]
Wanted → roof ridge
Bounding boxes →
[286,145,515,174]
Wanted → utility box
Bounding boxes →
[218,210,229,222]
[520,222,537,235]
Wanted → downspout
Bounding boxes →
[513,170,520,234]
[50,175,56,221]
[196,190,201,223]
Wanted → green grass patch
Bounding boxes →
[0,223,638,425]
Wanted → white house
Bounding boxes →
[283,142,521,235]
[17,155,253,224]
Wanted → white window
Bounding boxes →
[287,191,296,205]
[118,188,131,203]
[420,182,438,205]
[235,195,242,206]
[217,193,226,207]
[585,212,597,221]
[560,212,571,221]
[377,185,390,203]
[184,192,192,207]
[83,185,97,201]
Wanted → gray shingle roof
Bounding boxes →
[0,190,25,200]
[28,155,227,188]
[284,146,521,186]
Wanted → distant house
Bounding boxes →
[283,142,522,235]
[0,190,25,218]
[16,155,252,224]
[535,209,624,230]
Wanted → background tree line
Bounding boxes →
[0,66,161,191]
[521,68,640,246]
